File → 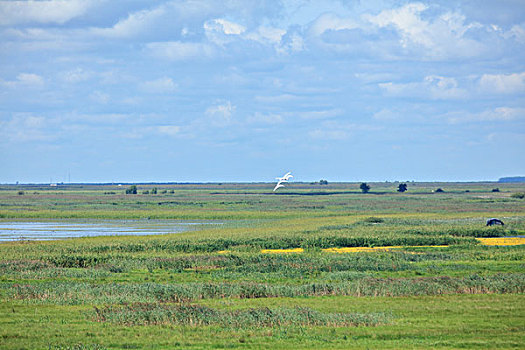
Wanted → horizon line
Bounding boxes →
[2,178,523,186]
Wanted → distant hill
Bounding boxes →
[499,176,525,183]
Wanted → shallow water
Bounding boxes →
[0,220,219,241]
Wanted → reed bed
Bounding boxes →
[7,274,524,305]
[93,303,390,328]
[1,246,523,282]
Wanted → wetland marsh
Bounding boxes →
[0,182,523,349]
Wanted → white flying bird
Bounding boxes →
[273,182,286,192]
[273,171,293,192]
[275,172,293,182]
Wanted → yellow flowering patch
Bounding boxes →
[477,237,525,246]
[257,240,525,254]
[260,248,304,254]
[322,246,402,253]
[217,250,231,254]
[322,245,449,253]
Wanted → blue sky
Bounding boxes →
[1,0,524,183]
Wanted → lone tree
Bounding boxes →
[319,179,328,185]
[125,185,137,194]
[397,183,408,192]
[360,182,371,193]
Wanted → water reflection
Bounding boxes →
[0,220,218,241]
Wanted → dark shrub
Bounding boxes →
[125,185,137,194]
[397,183,408,192]
[360,183,371,193]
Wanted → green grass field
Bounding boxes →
[0,182,524,349]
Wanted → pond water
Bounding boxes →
[0,220,219,241]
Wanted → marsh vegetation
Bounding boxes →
[0,182,523,349]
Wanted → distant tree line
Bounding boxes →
[499,176,525,183]
[358,183,408,193]
[125,185,175,195]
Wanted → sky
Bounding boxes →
[0,0,524,183]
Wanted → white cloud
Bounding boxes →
[157,125,180,136]
[479,72,525,94]
[2,73,44,88]
[204,18,246,46]
[60,68,92,83]
[89,91,109,104]
[371,107,430,123]
[355,73,399,84]
[140,77,177,94]
[447,107,525,124]
[146,41,214,61]
[247,112,283,124]
[255,94,299,103]
[0,0,94,26]
[309,13,357,36]
[2,27,62,41]
[367,3,432,46]
[99,70,126,85]
[365,3,485,59]
[379,75,467,99]
[0,113,53,142]
[372,108,399,121]
[68,113,128,124]
[15,72,44,86]
[205,101,235,126]
[213,69,251,86]
[309,129,349,140]
[245,26,286,45]
[278,28,305,54]
[91,5,165,38]
[22,114,45,128]
[121,97,142,106]
[297,109,343,120]
[505,24,525,43]
[205,18,245,35]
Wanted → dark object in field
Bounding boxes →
[360,182,371,193]
[435,188,444,193]
[363,216,384,223]
[486,218,504,226]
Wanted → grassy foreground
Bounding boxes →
[1,294,523,349]
[0,182,524,349]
